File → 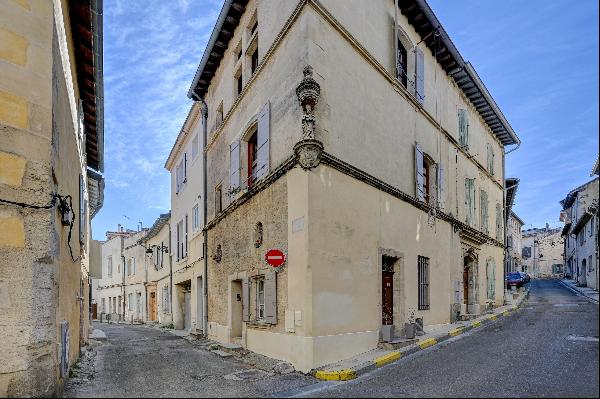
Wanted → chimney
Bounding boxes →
[118,223,122,233]
[545,223,549,230]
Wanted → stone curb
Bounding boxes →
[313,288,530,381]
[557,280,599,304]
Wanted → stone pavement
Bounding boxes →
[559,278,599,303]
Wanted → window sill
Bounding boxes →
[246,321,271,329]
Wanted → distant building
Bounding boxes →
[559,161,599,290]
[506,212,524,273]
[522,226,563,278]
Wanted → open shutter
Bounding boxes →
[415,144,425,201]
[184,153,187,182]
[264,270,277,324]
[436,163,445,210]
[256,101,270,180]
[487,259,495,300]
[79,174,84,244]
[415,47,425,104]
[242,277,250,322]
[230,140,240,191]
[185,214,188,257]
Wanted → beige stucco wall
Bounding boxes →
[0,0,94,396]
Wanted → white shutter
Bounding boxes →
[230,140,240,191]
[264,270,277,324]
[415,47,425,104]
[415,143,425,201]
[256,101,270,180]
[185,214,188,257]
[184,153,187,182]
[437,163,445,210]
[242,278,250,322]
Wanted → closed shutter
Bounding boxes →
[437,163,445,210]
[132,257,136,274]
[242,277,250,322]
[230,140,240,191]
[486,259,495,300]
[264,270,277,324]
[415,47,425,104]
[458,109,468,147]
[79,174,85,244]
[496,203,502,240]
[415,143,425,201]
[256,101,270,180]
[480,190,488,234]
[185,214,188,257]
[184,153,187,182]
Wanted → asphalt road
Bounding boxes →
[64,323,315,398]
[300,279,599,398]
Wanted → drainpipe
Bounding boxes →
[502,147,507,300]
[169,222,173,323]
[191,91,209,336]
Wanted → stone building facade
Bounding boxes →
[522,227,563,278]
[560,169,599,290]
[0,0,104,396]
[181,0,520,372]
[506,212,524,273]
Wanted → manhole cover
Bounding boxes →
[224,369,273,381]
[566,335,599,342]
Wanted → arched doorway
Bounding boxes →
[463,250,478,315]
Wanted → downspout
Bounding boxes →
[169,222,173,323]
[191,91,209,336]
[121,237,125,321]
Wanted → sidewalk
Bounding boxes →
[559,279,599,303]
[313,287,530,381]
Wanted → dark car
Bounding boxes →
[519,272,531,284]
[505,272,524,288]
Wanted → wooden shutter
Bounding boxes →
[480,190,488,233]
[242,277,250,322]
[458,109,468,147]
[437,163,445,210]
[256,101,270,180]
[486,259,495,300]
[230,140,240,191]
[415,47,425,104]
[264,270,277,324]
[415,143,425,201]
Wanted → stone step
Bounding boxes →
[211,349,232,358]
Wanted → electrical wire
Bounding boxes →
[0,194,58,209]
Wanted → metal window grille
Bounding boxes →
[418,256,430,310]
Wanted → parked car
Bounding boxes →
[505,272,524,288]
[519,272,531,284]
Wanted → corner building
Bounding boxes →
[188,0,520,372]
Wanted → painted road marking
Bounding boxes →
[566,335,599,342]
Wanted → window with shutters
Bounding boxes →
[415,144,435,204]
[256,277,265,321]
[247,128,258,187]
[397,39,408,88]
[107,256,113,278]
[414,47,425,104]
[175,155,187,194]
[128,293,133,311]
[127,258,132,276]
[458,109,469,149]
[480,189,489,234]
[192,204,200,232]
[177,219,185,260]
[487,143,495,175]
[495,203,503,240]
[486,258,496,300]
[418,256,430,310]
[184,214,189,257]
[465,178,476,226]
[215,184,222,214]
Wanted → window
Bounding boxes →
[256,277,265,321]
[215,184,222,214]
[465,178,476,226]
[522,246,531,259]
[128,293,133,311]
[590,217,595,237]
[487,143,495,175]
[101,298,106,314]
[396,39,408,88]
[177,219,185,260]
[250,19,258,36]
[458,109,469,148]
[251,47,259,75]
[579,232,584,246]
[192,134,199,160]
[131,257,136,275]
[185,214,189,257]
[127,258,132,276]
[235,70,243,97]
[480,190,489,234]
[495,203,503,240]
[192,204,200,232]
[107,256,113,278]
[248,129,258,187]
[418,256,430,310]
[175,154,187,193]
[216,102,224,128]
[415,144,434,204]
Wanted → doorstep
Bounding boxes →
[313,287,530,381]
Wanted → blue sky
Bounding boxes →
[92,0,599,239]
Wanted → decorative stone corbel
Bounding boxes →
[294,66,323,170]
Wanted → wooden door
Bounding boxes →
[91,303,97,320]
[382,271,394,325]
[463,266,469,305]
[149,292,157,321]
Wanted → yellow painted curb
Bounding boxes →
[502,310,510,316]
[417,338,437,349]
[471,320,482,328]
[314,369,356,381]
[449,327,465,337]
[488,315,497,320]
[374,351,401,367]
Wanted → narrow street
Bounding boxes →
[64,324,315,398]
[65,279,598,398]
[301,279,599,398]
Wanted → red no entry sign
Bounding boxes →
[265,249,286,267]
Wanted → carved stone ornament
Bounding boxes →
[296,66,321,140]
[212,244,222,263]
[294,139,324,170]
